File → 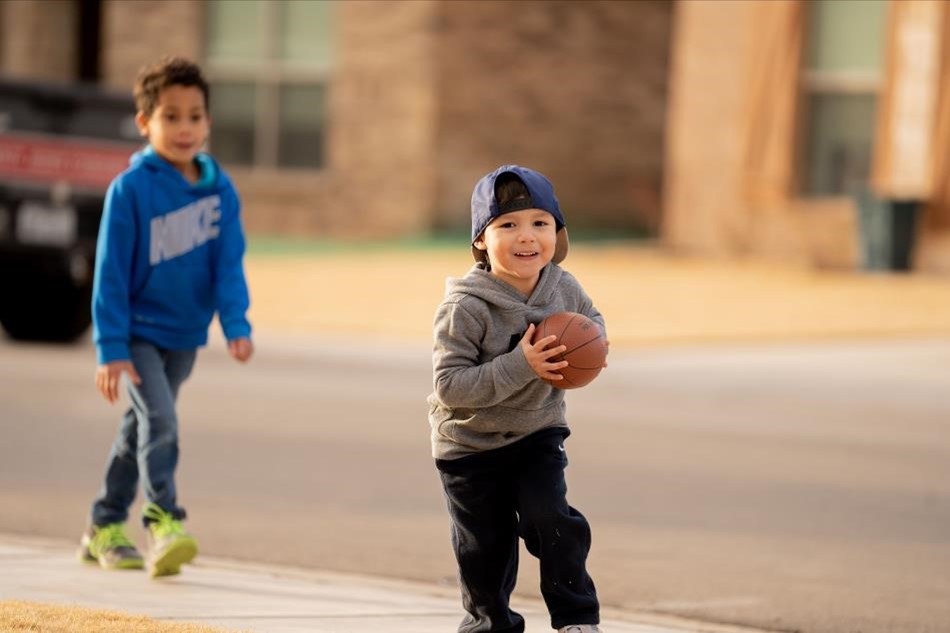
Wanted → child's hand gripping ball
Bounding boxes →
[531,311,608,389]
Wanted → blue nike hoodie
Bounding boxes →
[92,146,251,364]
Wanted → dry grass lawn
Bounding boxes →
[0,600,243,633]
[245,243,950,347]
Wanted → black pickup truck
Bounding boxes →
[0,79,140,341]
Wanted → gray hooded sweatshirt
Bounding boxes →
[428,262,605,460]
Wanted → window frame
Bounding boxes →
[795,1,887,199]
[203,0,333,171]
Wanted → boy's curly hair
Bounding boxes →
[133,56,210,116]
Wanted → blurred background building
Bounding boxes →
[666,0,950,272]
[1,0,947,272]
[0,0,670,240]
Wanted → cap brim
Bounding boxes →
[471,227,569,265]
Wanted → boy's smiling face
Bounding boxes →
[136,84,209,179]
[474,208,557,295]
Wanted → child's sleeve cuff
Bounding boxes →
[97,341,131,364]
[221,318,252,342]
[498,345,537,387]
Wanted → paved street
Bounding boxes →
[2,332,949,633]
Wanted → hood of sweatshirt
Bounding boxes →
[131,145,227,193]
[444,262,564,310]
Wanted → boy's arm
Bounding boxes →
[213,187,252,343]
[92,179,136,364]
[565,273,609,364]
[579,293,605,333]
[565,272,606,335]
[432,302,538,408]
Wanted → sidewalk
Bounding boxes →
[0,535,770,633]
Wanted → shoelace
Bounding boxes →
[92,523,135,553]
[143,503,185,537]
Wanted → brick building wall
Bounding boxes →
[1,0,672,242]
[226,0,672,239]
[0,0,77,82]
[432,0,672,234]
[664,0,866,268]
[325,0,440,236]
[100,0,202,91]
[664,1,759,257]
[228,1,441,238]
[664,0,950,272]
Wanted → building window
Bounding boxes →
[799,0,887,196]
[204,0,333,169]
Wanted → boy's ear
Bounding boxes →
[473,237,487,251]
[134,111,149,137]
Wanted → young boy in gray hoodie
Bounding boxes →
[428,165,606,633]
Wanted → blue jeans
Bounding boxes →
[91,340,196,527]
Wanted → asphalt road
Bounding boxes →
[1,333,948,633]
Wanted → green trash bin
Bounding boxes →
[853,187,921,271]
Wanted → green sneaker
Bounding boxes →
[78,523,144,570]
[143,503,197,578]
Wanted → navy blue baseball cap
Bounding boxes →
[470,164,569,264]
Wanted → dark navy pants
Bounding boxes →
[436,427,599,632]
[91,339,195,527]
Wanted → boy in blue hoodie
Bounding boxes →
[79,57,253,578]
[429,166,606,633]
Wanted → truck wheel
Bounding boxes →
[0,283,92,342]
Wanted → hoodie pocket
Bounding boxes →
[133,253,213,329]
[429,403,499,448]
